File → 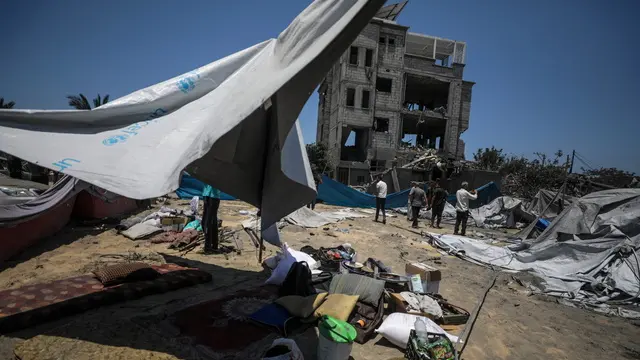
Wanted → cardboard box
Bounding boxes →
[160,216,189,232]
[405,262,441,294]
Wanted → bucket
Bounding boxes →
[317,315,356,360]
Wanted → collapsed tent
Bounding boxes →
[469,196,535,229]
[284,206,368,228]
[0,0,386,230]
[525,189,577,219]
[430,189,640,318]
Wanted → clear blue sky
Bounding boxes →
[1,0,638,173]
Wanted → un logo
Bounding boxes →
[102,134,129,146]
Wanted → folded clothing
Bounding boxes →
[400,291,443,318]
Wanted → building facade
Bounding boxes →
[316,16,474,185]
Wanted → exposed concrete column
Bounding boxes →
[444,81,462,157]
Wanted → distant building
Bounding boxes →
[316,1,474,185]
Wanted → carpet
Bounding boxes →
[0,263,212,333]
[173,286,282,353]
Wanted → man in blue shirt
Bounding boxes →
[202,184,221,252]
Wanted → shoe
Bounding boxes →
[382,219,386,224]
[460,232,466,236]
[453,231,459,235]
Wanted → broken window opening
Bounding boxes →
[349,46,359,65]
[379,36,386,44]
[346,88,355,107]
[340,127,369,162]
[401,134,417,147]
[374,117,389,132]
[356,175,365,184]
[376,77,392,93]
[361,90,370,109]
[388,38,395,46]
[365,49,373,67]
[370,160,385,172]
[403,75,449,112]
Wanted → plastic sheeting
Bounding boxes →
[430,189,640,318]
[469,196,535,229]
[525,189,576,219]
[176,172,236,201]
[318,175,501,210]
[284,206,368,228]
[0,176,87,225]
[0,0,386,229]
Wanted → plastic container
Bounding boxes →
[414,318,428,345]
[317,315,356,360]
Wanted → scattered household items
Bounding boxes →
[121,223,164,240]
[0,0,387,236]
[317,315,356,360]
[299,244,356,272]
[265,243,319,286]
[405,329,456,360]
[262,338,304,360]
[398,292,443,319]
[375,313,459,350]
[0,263,212,333]
[429,188,640,318]
[405,263,441,294]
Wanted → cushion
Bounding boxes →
[92,262,159,286]
[275,293,328,318]
[329,274,385,306]
[313,293,359,321]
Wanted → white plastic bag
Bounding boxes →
[265,244,296,285]
[289,248,318,270]
[375,312,459,349]
[190,196,200,215]
[262,338,304,360]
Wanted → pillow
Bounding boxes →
[92,262,159,286]
[314,294,359,321]
[276,293,328,318]
[329,274,385,306]
[265,244,296,285]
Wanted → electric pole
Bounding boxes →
[569,150,575,174]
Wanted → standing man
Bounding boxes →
[408,182,427,228]
[428,180,448,229]
[202,183,221,253]
[308,173,322,210]
[454,182,477,236]
[374,175,388,224]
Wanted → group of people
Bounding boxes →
[373,176,477,236]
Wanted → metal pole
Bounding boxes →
[569,150,575,174]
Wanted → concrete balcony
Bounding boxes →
[403,54,464,78]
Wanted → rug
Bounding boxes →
[173,286,282,353]
[0,263,212,333]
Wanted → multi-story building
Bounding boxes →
[316,2,474,185]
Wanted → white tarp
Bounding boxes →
[0,0,385,229]
[429,189,640,318]
[470,196,535,229]
[284,206,368,228]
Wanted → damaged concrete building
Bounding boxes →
[316,2,474,186]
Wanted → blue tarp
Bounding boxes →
[317,175,501,209]
[176,172,236,200]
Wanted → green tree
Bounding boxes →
[582,167,636,188]
[305,142,332,182]
[473,146,506,171]
[0,98,16,109]
[67,93,109,110]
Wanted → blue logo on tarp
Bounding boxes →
[101,108,167,147]
[102,134,129,146]
[52,158,80,172]
[176,72,201,94]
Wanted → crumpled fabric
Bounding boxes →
[400,291,443,318]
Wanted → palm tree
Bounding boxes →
[67,93,109,110]
[0,98,16,109]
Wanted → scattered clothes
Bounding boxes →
[149,229,200,248]
[189,196,200,216]
[262,338,304,360]
[120,223,163,240]
[115,216,143,231]
[183,219,203,232]
[400,292,443,319]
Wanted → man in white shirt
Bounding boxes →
[374,175,388,224]
[454,182,477,236]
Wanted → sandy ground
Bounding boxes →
[1,199,639,360]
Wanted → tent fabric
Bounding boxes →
[284,206,368,228]
[525,189,577,219]
[176,172,236,201]
[469,196,535,229]
[0,0,386,229]
[0,176,87,225]
[318,175,501,209]
[430,189,640,318]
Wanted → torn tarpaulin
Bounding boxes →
[0,0,386,232]
[427,189,640,318]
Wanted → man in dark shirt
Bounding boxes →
[408,182,427,228]
[428,179,448,228]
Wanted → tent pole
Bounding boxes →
[258,235,264,263]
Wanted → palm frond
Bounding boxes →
[79,94,91,110]
[102,94,109,104]
[93,94,101,109]
[0,98,15,109]
[67,94,92,110]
